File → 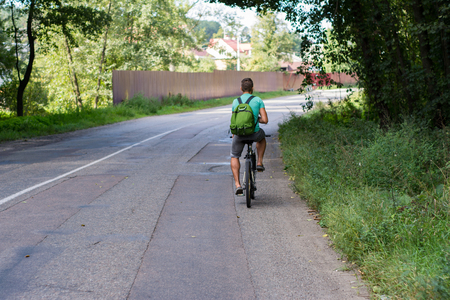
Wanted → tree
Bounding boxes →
[221,12,242,40]
[1,0,205,114]
[0,13,16,110]
[209,0,450,127]
[0,16,14,79]
[94,0,112,109]
[322,29,353,74]
[4,0,110,115]
[0,18,15,108]
[37,1,111,109]
[194,20,222,43]
[105,0,201,71]
[246,12,294,71]
[212,28,224,39]
[24,0,204,112]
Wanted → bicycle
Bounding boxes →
[242,140,256,208]
[241,134,270,208]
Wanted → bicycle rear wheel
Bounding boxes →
[250,153,256,199]
[244,160,251,208]
[250,178,255,199]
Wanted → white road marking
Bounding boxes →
[0,126,186,206]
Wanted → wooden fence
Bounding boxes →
[112,70,284,104]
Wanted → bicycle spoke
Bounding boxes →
[245,160,251,208]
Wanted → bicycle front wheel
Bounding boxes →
[245,159,251,208]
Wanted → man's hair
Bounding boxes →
[241,78,253,92]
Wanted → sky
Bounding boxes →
[187,0,260,30]
[187,0,331,34]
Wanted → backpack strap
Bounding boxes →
[245,95,255,104]
[237,97,242,104]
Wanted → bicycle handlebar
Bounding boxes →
[229,134,271,138]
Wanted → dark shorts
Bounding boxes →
[231,129,266,158]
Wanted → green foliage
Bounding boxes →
[278,96,450,298]
[1,0,112,115]
[0,16,15,78]
[193,20,222,43]
[245,12,294,72]
[0,64,52,116]
[0,0,207,114]
[358,122,439,194]
[220,12,243,40]
[117,93,161,114]
[212,28,224,39]
[212,0,450,128]
[322,29,353,74]
[106,0,201,71]
[0,78,18,112]
[21,72,50,115]
[176,55,216,73]
[162,93,193,107]
[36,42,82,111]
[37,2,111,47]
[417,250,450,300]
[195,58,216,72]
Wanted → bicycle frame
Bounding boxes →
[243,142,256,207]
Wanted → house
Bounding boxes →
[206,38,252,70]
[192,39,306,73]
[279,61,303,73]
[192,49,210,60]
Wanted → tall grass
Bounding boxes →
[279,97,450,299]
[0,90,291,142]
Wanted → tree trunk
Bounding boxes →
[64,35,82,109]
[12,0,36,117]
[353,0,390,126]
[383,0,414,114]
[432,2,449,81]
[441,30,450,79]
[94,0,112,108]
[127,11,134,43]
[412,0,435,98]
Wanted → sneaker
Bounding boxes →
[256,164,265,172]
[235,186,243,195]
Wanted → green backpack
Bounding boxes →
[230,96,256,136]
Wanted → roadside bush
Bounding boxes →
[120,93,161,114]
[0,115,50,132]
[279,97,450,298]
[162,93,193,107]
[0,79,19,112]
[358,121,443,194]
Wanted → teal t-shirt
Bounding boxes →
[232,93,265,133]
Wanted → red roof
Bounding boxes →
[209,39,250,53]
[193,49,209,57]
[280,62,303,73]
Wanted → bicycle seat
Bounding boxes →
[241,140,254,145]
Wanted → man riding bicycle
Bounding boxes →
[231,78,268,195]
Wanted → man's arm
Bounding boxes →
[258,107,268,124]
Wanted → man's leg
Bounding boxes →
[256,137,266,166]
[231,157,241,188]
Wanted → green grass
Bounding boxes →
[278,96,450,299]
[0,90,292,142]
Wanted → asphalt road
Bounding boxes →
[0,90,368,299]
